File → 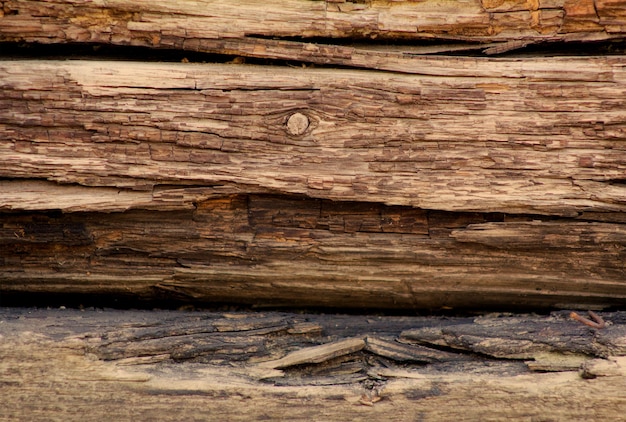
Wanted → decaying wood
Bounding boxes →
[1,59,625,310]
[2,308,626,420]
[2,1,625,417]
[1,0,626,70]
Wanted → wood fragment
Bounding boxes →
[400,313,626,359]
[580,356,626,379]
[258,337,366,369]
[364,336,467,363]
[570,311,607,329]
[1,0,625,70]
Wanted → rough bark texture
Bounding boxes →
[2,307,626,421]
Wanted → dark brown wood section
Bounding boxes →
[2,193,625,310]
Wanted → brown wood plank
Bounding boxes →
[1,193,625,310]
[1,60,625,215]
[1,59,625,309]
[1,0,625,68]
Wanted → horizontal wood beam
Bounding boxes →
[1,0,625,62]
[2,307,626,420]
[2,192,625,310]
[1,59,625,309]
[2,59,626,215]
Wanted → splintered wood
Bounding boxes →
[2,0,626,419]
[2,308,626,420]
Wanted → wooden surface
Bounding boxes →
[1,59,625,310]
[2,307,626,420]
[2,0,626,68]
[2,2,626,418]
[2,59,626,214]
[1,2,626,310]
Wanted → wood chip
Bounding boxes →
[259,338,365,369]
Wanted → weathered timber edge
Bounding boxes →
[2,191,626,310]
[2,0,626,68]
[2,307,626,420]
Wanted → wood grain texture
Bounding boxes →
[1,192,625,310]
[1,0,626,66]
[2,2,626,416]
[2,59,626,215]
[1,59,625,309]
[2,308,626,421]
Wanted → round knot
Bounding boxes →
[286,112,309,136]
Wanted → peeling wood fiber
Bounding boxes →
[2,0,626,51]
[3,308,626,420]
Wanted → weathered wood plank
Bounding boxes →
[2,308,626,420]
[2,60,626,215]
[1,0,625,69]
[1,58,625,309]
[1,192,625,310]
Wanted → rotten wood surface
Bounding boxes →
[2,192,626,310]
[2,307,626,420]
[1,59,625,310]
[2,3,626,417]
[3,59,626,214]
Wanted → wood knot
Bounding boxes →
[286,112,309,136]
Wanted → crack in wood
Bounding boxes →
[4,308,626,418]
[8,308,626,384]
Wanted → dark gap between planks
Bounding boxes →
[2,39,626,67]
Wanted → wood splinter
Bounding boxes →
[570,311,607,329]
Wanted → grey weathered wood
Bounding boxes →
[401,313,626,359]
[2,308,626,420]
